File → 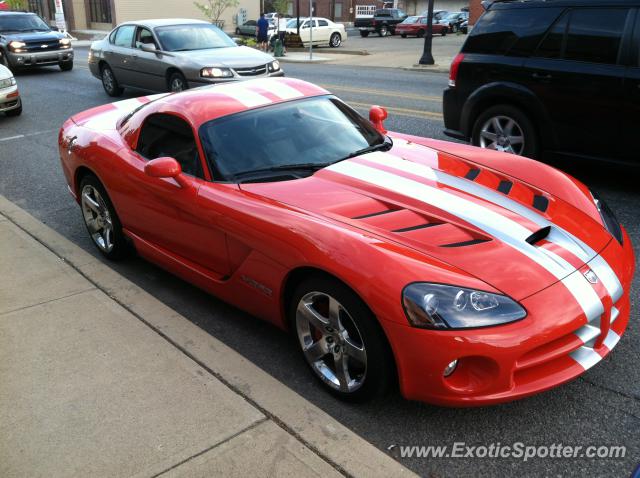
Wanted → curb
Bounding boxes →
[286,48,370,56]
[0,194,416,478]
[278,55,333,63]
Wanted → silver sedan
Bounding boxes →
[88,18,284,96]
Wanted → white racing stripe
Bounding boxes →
[362,151,623,302]
[570,329,621,370]
[258,80,305,100]
[327,160,604,321]
[214,84,272,107]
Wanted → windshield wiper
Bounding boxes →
[336,136,393,162]
[231,163,328,183]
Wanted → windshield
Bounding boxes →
[154,24,236,51]
[0,14,51,32]
[402,16,420,24]
[286,18,305,28]
[199,96,385,182]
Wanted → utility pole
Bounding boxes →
[296,0,300,35]
[418,0,435,65]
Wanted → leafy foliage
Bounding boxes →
[193,0,240,23]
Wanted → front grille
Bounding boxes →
[234,64,268,77]
[24,40,61,52]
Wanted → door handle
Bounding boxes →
[532,72,552,80]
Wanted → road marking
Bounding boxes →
[319,83,441,102]
[0,129,58,142]
[348,101,443,120]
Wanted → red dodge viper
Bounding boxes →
[58,78,635,406]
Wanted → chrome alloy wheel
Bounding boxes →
[81,185,114,253]
[479,115,525,155]
[296,291,367,392]
[171,77,185,92]
[102,68,115,92]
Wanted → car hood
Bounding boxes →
[240,138,613,301]
[174,46,275,67]
[0,30,63,42]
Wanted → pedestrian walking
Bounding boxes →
[256,13,269,52]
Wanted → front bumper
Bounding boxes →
[0,83,20,112]
[384,229,635,406]
[7,48,73,68]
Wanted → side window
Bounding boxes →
[136,113,204,179]
[108,28,118,44]
[135,27,157,49]
[535,11,568,59]
[564,8,628,64]
[114,25,135,48]
[420,18,428,24]
[318,19,328,26]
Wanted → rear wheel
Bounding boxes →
[291,275,394,402]
[101,64,124,97]
[235,27,241,35]
[168,71,187,92]
[378,25,388,37]
[472,104,539,158]
[359,30,369,37]
[401,33,407,38]
[417,29,425,38]
[329,32,341,47]
[79,175,129,260]
[5,102,22,117]
[441,28,447,36]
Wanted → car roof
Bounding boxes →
[0,11,37,15]
[131,78,330,129]
[117,18,209,29]
[489,0,640,9]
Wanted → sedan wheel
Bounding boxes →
[80,176,128,260]
[291,276,394,401]
[101,65,124,97]
[330,32,341,48]
[169,72,187,92]
[478,115,526,155]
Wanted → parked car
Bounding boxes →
[438,11,468,33]
[396,16,448,38]
[235,19,277,39]
[0,11,73,71]
[459,19,468,34]
[88,19,283,96]
[58,77,634,406]
[443,0,640,165]
[285,17,346,47]
[354,8,408,37]
[420,9,449,23]
[0,63,20,115]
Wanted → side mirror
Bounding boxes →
[369,105,388,134]
[140,43,157,53]
[144,157,190,188]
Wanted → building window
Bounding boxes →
[89,0,112,24]
[335,2,342,19]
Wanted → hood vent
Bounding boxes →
[440,238,491,248]
[352,208,398,219]
[465,168,481,180]
[392,223,441,233]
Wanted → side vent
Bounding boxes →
[392,223,441,233]
[497,180,513,195]
[533,195,549,212]
[441,238,491,248]
[352,209,397,219]
[465,168,481,180]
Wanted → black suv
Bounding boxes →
[443,0,639,165]
[0,11,73,71]
[355,8,408,37]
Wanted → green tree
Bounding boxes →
[271,0,288,15]
[6,0,27,10]
[194,0,240,24]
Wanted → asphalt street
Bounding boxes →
[1,48,639,478]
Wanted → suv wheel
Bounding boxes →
[472,104,539,158]
[360,30,369,37]
[378,25,388,37]
[59,60,73,71]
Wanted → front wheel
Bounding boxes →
[441,29,447,36]
[235,27,241,35]
[168,71,187,92]
[59,60,73,71]
[378,25,388,37]
[359,30,369,37]
[472,104,539,159]
[5,102,22,117]
[401,33,407,38]
[79,175,129,260]
[291,275,394,402]
[417,29,425,38]
[329,32,341,47]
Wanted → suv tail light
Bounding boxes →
[449,53,465,87]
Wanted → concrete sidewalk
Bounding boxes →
[0,195,415,478]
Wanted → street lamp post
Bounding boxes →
[418,0,435,65]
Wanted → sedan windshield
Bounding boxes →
[199,96,386,182]
[154,24,236,51]
[402,16,420,24]
[0,14,51,32]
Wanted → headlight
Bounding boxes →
[402,283,526,329]
[268,60,280,72]
[590,190,623,244]
[8,41,26,52]
[59,38,71,48]
[200,67,233,78]
[0,77,16,89]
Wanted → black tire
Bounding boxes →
[290,274,395,402]
[235,27,241,35]
[59,60,73,71]
[329,32,341,48]
[79,174,129,260]
[471,104,540,159]
[441,29,447,36]
[378,25,388,37]
[168,71,187,92]
[100,64,124,97]
[0,50,9,68]
[452,24,458,33]
[401,33,407,38]
[359,30,369,37]
[417,29,425,38]
[5,102,22,117]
